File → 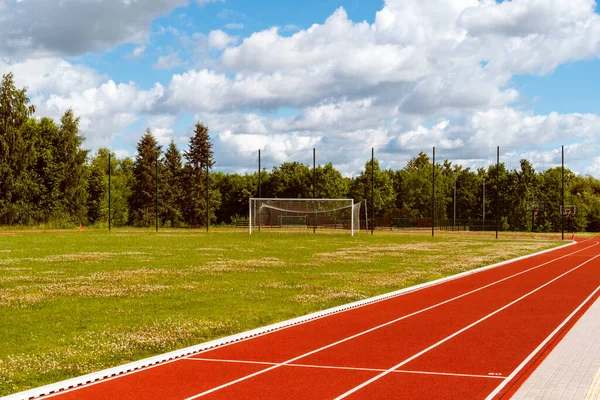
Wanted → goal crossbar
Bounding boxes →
[260,203,355,214]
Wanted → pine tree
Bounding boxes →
[184,122,214,169]
[55,109,89,225]
[130,129,161,227]
[181,122,220,227]
[161,141,184,227]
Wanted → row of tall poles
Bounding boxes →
[431,146,498,238]
[107,152,210,232]
[255,145,566,239]
[105,145,567,239]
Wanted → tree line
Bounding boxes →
[2,72,600,231]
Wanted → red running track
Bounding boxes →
[37,238,600,400]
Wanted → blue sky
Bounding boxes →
[513,60,600,115]
[1,0,600,176]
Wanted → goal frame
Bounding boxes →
[249,198,358,236]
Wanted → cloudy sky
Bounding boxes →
[1,0,599,176]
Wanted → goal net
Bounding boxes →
[249,198,362,235]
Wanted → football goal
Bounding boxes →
[249,198,362,235]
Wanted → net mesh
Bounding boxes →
[250,199,361,235]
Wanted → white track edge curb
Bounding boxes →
[3,240,576,400]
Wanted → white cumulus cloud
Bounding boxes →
[208,30,239,49]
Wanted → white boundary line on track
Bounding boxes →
[485,285,600,400]
[334,253,600,399]
[2,239,579,400]
[185,357,506,380]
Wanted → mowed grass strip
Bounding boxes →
[0,230,561,395]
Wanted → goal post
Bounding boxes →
[249,198,362,235]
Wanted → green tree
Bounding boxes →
[130,129,161,227]
[112,157,134,227]
[455,167,481,223]
[214,172,257,224]
[182,122,220,227]
[31,118,60,222]
[579,176,600,232]
[161,141,184,227]
[565,172,587,232]
[87,149,133,227]
[265,162,312,198]
[348,158,395,219]
[0,72,37,224]
[504,160,538,231]
[17,109,89,227]
[402,153,433,218]
[54,109,89,224]
[315,163,348,199]
[87,149,109,225]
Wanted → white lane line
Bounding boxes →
[185,358,504,380]
[183,242,591,362]
[186,358,276,366]
[334,254,600,399]
[10,241,580,400]
[486,285,600,400]
[184,247,599,399]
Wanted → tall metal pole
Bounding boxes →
[313,148,316,234]
[453,171,456,231]
[562,145,565,240]
[108,152,111,232]
[206,155,209,233]
[155,152,159,232]
[483,177,486,231]
[313,148,316,200]
[371,148,374,235]
[258,150,261,233]
[496,146,499,239]
[432,147,435,237]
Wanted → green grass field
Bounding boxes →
[0,230,566,395]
